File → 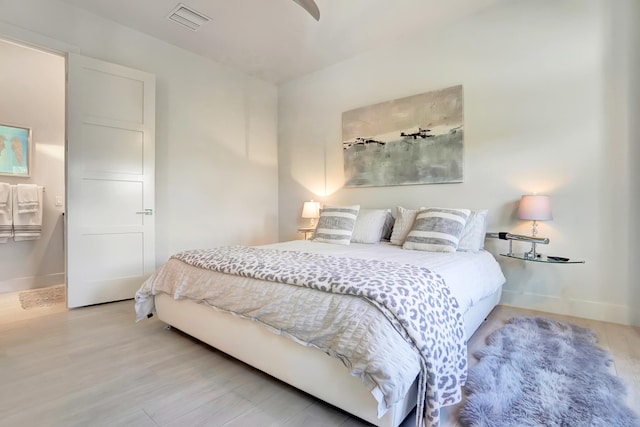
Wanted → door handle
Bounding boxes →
[135,209,153,215]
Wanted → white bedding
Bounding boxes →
[136,241,505,425]
[262,240,506,315]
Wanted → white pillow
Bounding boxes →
[402,208,470,252]
[351,209,390,244]
[458,209,489,253]
[389,206,420,245]
[312,205,360,245]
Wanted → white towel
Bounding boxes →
[0,184,12,243]
[0,182,10,208]
[13,185,42,241]
[16,184,40,213]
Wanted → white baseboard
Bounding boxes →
[500,288,636,326]
[0,273,65,294]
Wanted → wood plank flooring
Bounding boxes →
[0,299,638,427]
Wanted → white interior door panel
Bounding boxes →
[67,53,155,308]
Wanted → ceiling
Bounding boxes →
[59,0,503,84]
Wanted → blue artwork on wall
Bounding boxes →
[0,123,31,177]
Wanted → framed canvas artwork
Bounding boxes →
[0,123,31,177]
[343,85,463,187]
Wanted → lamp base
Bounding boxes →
[523,242,542,259]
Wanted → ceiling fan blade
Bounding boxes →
[292,0,320,21]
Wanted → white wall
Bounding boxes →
[0,0,279,279]
[624,0,640,326]
[278,0,639,325]
[0,39,65,292]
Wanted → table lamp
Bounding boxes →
[301,200,320,228]
[518,194,552,258]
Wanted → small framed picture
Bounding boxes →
[0,123,31,177]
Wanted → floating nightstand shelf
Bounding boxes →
[298,227,315,240]
[500,253,584,264]
[486,232,585,264]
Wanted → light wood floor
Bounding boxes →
[0,299,638,427]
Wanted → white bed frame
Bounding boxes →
[154,287,501,427]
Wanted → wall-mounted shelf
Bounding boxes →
[487,232,585,264]
[500,253,585,264]
[297,227,315,240]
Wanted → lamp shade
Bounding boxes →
[518,195,552,221]
[301,201,320,219]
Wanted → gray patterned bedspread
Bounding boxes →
[136,246,466,427]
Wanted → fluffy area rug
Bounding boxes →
[459,317,639,427]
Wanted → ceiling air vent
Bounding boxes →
[167,3,211,31]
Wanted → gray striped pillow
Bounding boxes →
[402,208,470,252]
[312,205,360,245]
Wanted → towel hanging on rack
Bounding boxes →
[13,185,43,241]
[0,182,10,208]
[16,183,40,213]
[0,183,11,243]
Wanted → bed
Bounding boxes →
[135,237,505,427]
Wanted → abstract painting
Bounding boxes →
[343,85,463,187]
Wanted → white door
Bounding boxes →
[66,53,155,308]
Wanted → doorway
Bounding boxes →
[0,38,66,322]
[0,37,157,317]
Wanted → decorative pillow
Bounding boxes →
[402,208,471,252]
[389,206,421,245]
[312,205,360,245]
[351,209,390,244]
[380,210,395,241]
[458,209,489,253]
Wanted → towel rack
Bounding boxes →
[2,184,45,191]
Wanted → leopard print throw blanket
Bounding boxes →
[173,246,467,427]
